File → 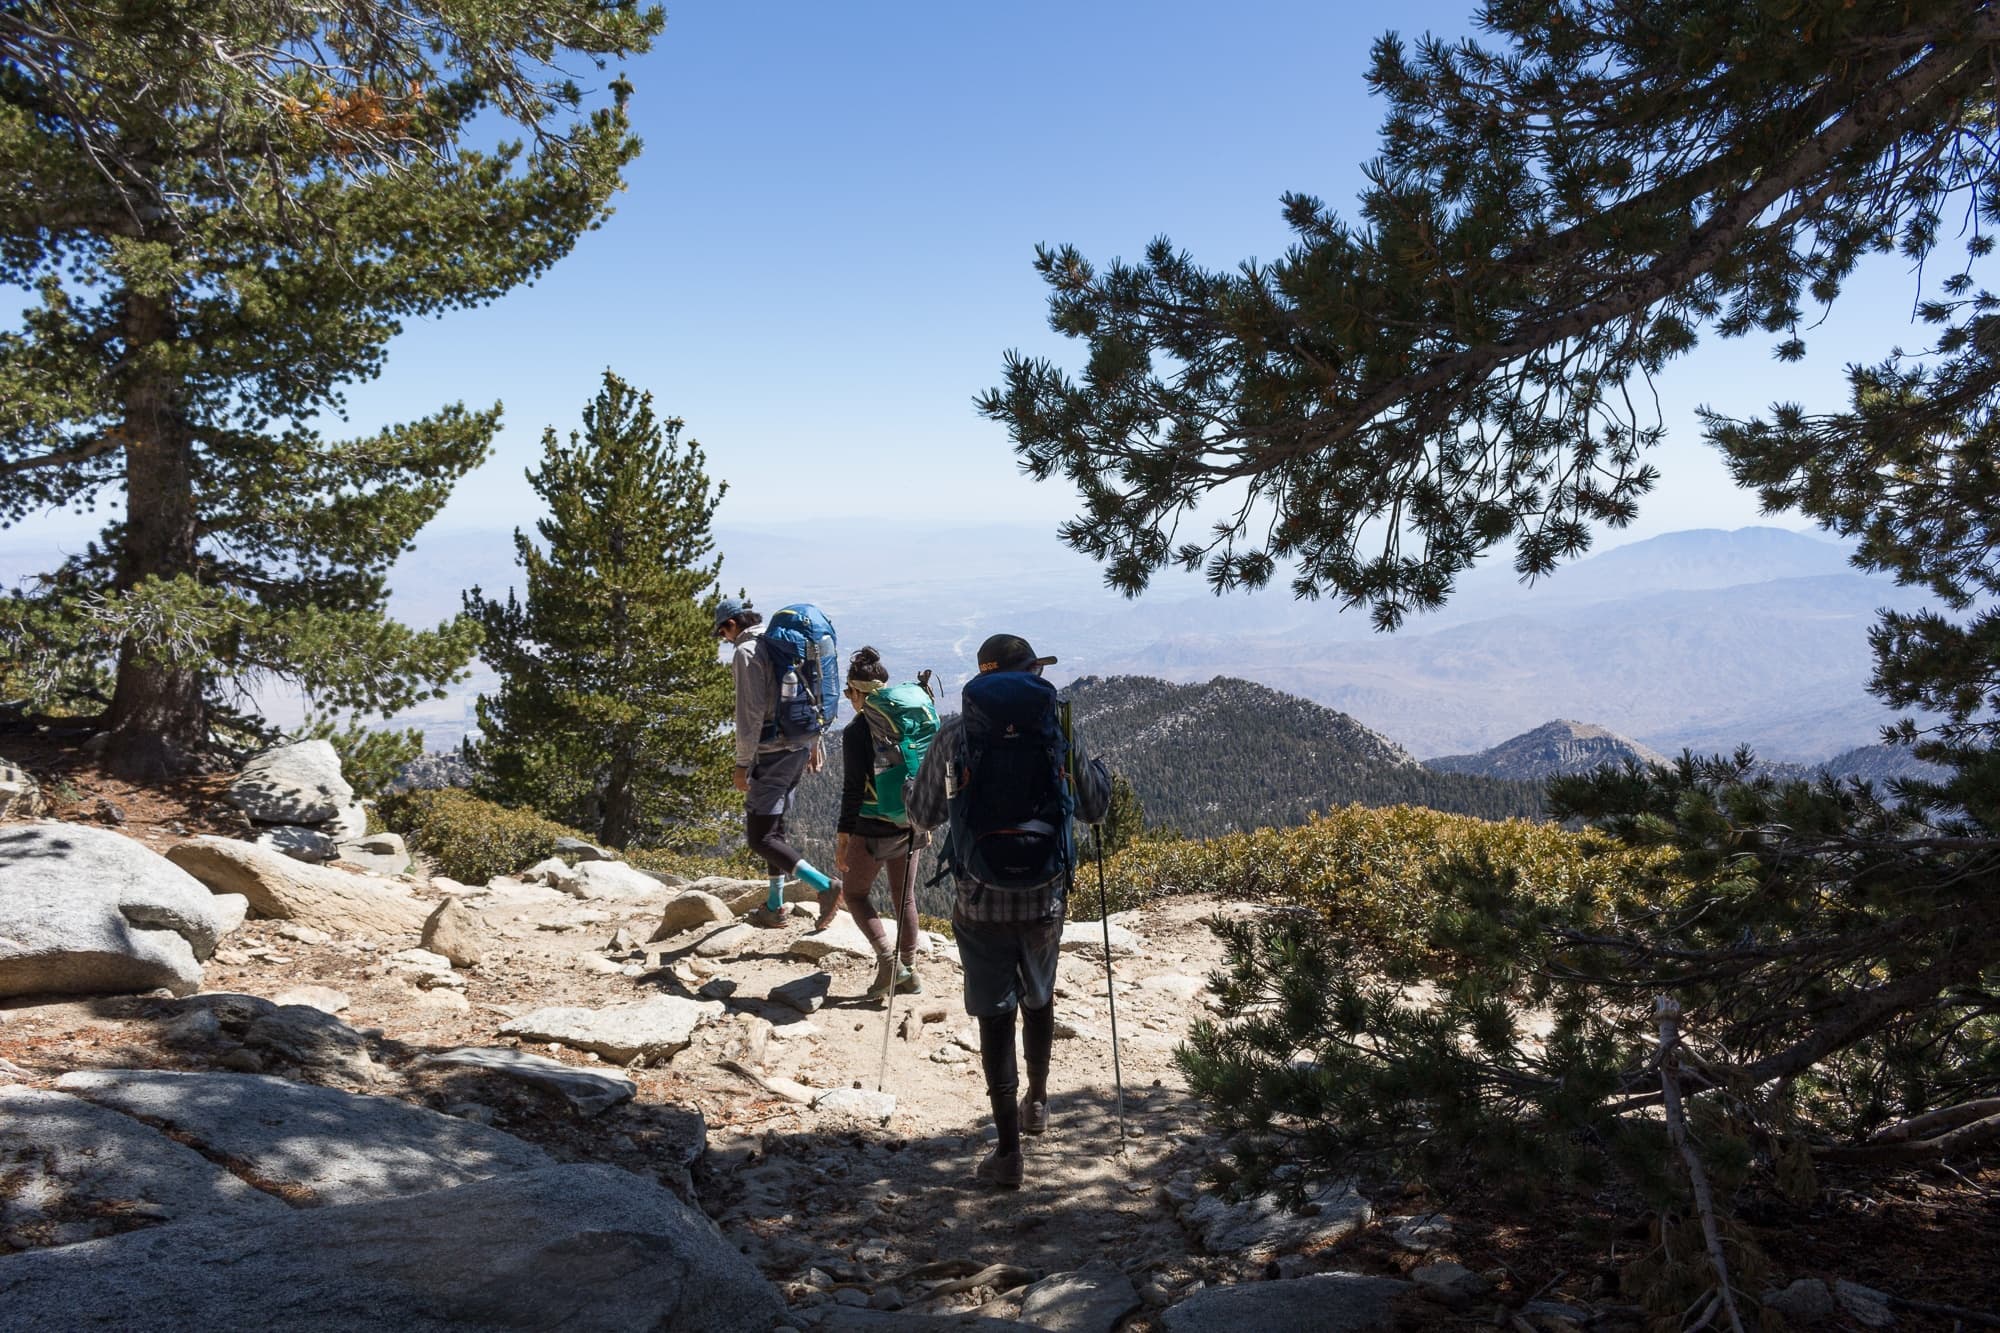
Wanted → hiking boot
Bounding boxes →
[812,887,842,931]
[975,1147,1024,1189]
[863,955,898,1002]
[895,963,922,996]
[1019,1096,1049,1136]
[744,905,788,929]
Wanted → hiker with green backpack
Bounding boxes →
[904,633,1111,1190]
[835,646,939,1003]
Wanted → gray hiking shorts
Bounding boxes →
[953,914,1061,1017]
[745,745,812,817]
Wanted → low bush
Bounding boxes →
[1077,802,1674,960]
[376,788,577,884]
[379,788,755,884]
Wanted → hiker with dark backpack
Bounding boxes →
[904,633,1111,1189]
[715,597,845,929]
[836,647,940,1003]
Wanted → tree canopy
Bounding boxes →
[0,0,661,775]
[982,0,1999,629]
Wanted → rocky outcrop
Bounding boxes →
[0,1155,782,1331]
[56,1070,549,1204]
[1159,1273,1413,1332]
[230,739,354,825]
[0,823,240,999]
[166,836,427,937]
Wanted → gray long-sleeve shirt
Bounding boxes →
[729,626,810,767]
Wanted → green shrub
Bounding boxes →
[623,844,759,881]
[379,788,756,884]
[1081,802,1674,960]
[376,788,577,884]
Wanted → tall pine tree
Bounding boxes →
[0,1,661,776]
[468,371,734,850]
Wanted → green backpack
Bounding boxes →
[858,680,939,826]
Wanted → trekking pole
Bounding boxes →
[1093,823,1127,1150]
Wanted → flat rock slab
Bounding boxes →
[498,996,724,1064]
[0,1086,284,1245]
[694,923,757,957]
[1182,1181,1373,1257]
[769,971,832,1014]
[167,837,428,937]
[1018,1260,1142,1333]
[271,985,351,1014]
[788,917,876,963]
[812,1313,1044,1331]
[689,875,822,915]
[55,1070,550,1207]
[1060,921,1140,959]
[1160,1274,1413,1333]
[0,1163,785,1333]
[0,823,238,1000]
[229,740,354,825]
[423,1047,637,1117]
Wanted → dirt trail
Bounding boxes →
[0,849,1253,1323]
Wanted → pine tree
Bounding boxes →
[984,3,2000,1313]
[0,1,662,776]
[982,1,1997,622]
[467,371,734,850]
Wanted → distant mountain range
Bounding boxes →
[1428,719,1943,786]
[0,522,1944,763]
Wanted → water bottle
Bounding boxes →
[779,667,798,703]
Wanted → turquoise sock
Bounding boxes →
[794,859,833,892]
[765,874,785,912]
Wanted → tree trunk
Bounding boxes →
[600,745,636,850]
[101,290,205,779]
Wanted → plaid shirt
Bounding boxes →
[904,707,1112,923]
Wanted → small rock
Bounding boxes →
[216,1047,265,1073]
[1411,1260,1489,1309]
[387,947,452,976]
[696,978,737,1000]
[694,924,756,958]
[421,899,484,968]
[423,1047,636,1117]
[930,1045,972,1065]
[272,986,351,1014]
[578,954,626,976]
[414,970,466,990]
[274,923,332,946]
[1019,1259,1142,1333]
[769,973,832,1015]
[652,890,735,940]
[1833,1280,1895,1329]
[1763,1279,1835,1323]
[413,990,471,1012]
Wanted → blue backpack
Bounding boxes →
[944,671,1074,898]
[761,604,840,741]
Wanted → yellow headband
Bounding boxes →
[846,677,886,696]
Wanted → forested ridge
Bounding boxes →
[782,673,1542,857]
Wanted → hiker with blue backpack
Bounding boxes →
[836,646,940,1003]
[714,597,845,930]
[905,633,1111,1189]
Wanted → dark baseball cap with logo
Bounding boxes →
[976,633,1057,674]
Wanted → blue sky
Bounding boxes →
[23,2,1934,567]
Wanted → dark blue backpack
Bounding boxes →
[761,604,840,741]
[945,671,1074,896]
